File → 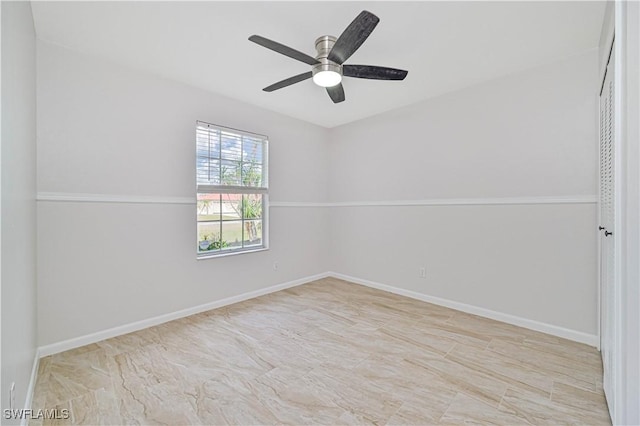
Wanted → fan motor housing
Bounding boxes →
[312,35,342,77]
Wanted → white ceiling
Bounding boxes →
[31,1,605,128]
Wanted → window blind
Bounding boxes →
[196,121,268,193]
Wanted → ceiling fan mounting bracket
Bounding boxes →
[314,35,337,58]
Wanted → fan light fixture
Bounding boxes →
[312,70,342,87]
[311,36,343,88]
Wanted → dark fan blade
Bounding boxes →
[327,11,379,65]
[249,35,319,66]
[263,72,313,92]
[326,83,345,103]
[343,65,408,80]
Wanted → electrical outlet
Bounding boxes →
[273,261,279,271]
[10,382,15,410]
[419,267,426,278]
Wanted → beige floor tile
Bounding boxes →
[440,392,531,425]
[46,348,113,407]
[550,382,611,424]
[487,339,597,391]
[499,386,611,425]
[407,354,509,409]
[446,343,553,396]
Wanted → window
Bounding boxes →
[196,121,268,258]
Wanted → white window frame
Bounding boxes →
[196,120,269,259]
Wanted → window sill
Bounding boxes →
[197,247,268,260]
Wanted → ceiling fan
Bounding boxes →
[248,10,408,104]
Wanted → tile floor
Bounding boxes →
[30,278,611,425]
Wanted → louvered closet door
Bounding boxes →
[599,51,615,405]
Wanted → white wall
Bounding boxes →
[1,1,38,420]
[328,50,599,337]
[37,39,602,350]
[37,42,330,346]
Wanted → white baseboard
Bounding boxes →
[328,272,599,347]
[38,272,329,357]
[37,270,597,358]
[21,349,41,426]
